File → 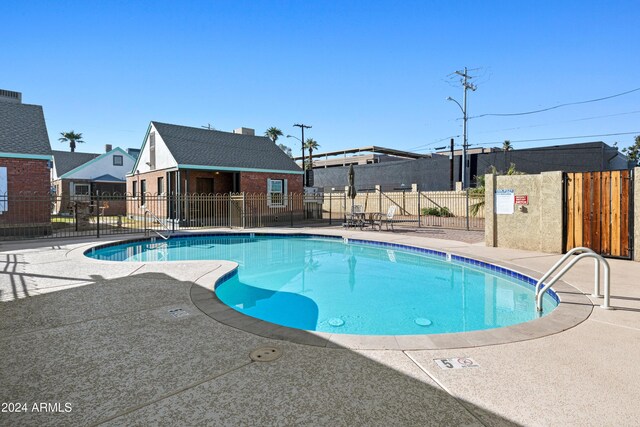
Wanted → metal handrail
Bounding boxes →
[534,247,597,299]
[536,251,611,312]
[144,209,172,240]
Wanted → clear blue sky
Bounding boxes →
[2,0,639,156]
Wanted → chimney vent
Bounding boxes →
[233,127,255,136]
[105,144,113,152]
[0,89,22,104]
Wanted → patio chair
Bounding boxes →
[368,212,383,231]
[344,204,365,229]
[381,205,397,231]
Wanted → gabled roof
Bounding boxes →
[0,101,52,158]
[52,150,100,176]
[148,121,302,173]
[54,147,135,179]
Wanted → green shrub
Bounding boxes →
[421,207,454,217]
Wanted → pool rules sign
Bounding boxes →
[495,189,514,215]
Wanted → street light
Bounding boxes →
[293,123,312,186]
[446,96,468,190]
[286,134,302,166]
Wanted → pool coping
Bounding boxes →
[183,232,593,350]
[81,230,594,350]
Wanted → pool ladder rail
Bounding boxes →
[143,209,173,241]
[534,247,611,312]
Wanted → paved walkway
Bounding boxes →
[0,229,638,426]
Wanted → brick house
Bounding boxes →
[0,89,53,236]
[126,122,303,224]
[51,146,136,215]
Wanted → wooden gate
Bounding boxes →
[564,170,633,259]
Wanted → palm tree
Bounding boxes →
[304,138,320,170]
[265,127,283,144]
[502,140,512,168]
[59,131,85,152]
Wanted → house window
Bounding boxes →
[73,183,90,196]
[140,180,146,205]
[113,155,123,166]
[157,176,164,195]
[132,181,137,197]
[267,179,287,207]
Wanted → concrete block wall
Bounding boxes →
[485,171,564,253]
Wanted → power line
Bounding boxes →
[470,87,640,119]
[470,131,640,146]
[474,110,640,135]
[407,135,460,151]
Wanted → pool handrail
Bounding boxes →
[143,209,172,240]
[534,247,597,300]
[535,250,611,312]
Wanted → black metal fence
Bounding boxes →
[0,190,484,241]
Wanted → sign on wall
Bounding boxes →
[0,167,7,213]
[495,189,514,214]
[515,195,528,205]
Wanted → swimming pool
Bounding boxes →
[87,234,558,335]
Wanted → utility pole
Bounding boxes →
[454,67,476,189]
[293,123,312,186]
[450,138,455,190]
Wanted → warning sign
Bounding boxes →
[514,195,528,205]
[434,357,479,369]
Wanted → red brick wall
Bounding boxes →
[184,170,234,193]
[0,157,51,225]
[126,170,169,219]
[240,172,304,193]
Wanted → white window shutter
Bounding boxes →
[283,179,288,207]
[267,178,272,207]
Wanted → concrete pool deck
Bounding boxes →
[1,228,639,426]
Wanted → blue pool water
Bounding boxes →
[87,234,557,335]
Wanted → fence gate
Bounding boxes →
[564,170,633,259]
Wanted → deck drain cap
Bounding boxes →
[250,347,282,362]
[415,318,432,326]
[328,318,345,327]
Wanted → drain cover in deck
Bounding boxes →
[250,347,283,362]
[168,308,190,318]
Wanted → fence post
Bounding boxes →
[343,189,347,223]
[417,188,421,228]
[96,191,100,238]
[171,193,176,232]
[290,193,294,227]
[466,188,470,231]
[228,193,232,228]
[329,192,332,225]
[242,192,246,229]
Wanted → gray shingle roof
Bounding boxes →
[52,150,100,176]
[0,102,52,156]
[152,122,302,172]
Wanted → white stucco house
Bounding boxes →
[51,146,136,214]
